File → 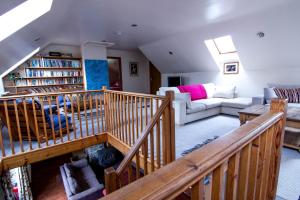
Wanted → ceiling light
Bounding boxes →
[169,51,174,55]
[131,24,138,27]
[0,0,53,43]
[257,32,265,38]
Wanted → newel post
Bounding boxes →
[268,98,287,199]
[165,91,175,163]
[104,167,117,194]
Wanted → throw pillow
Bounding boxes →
[264,87,278,104]
[67,176,81,195]
[273,88,300,103]
[213,85,236,99]
[203,83,215,98]
[177,84,207,101]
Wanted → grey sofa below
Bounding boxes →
[60,159,104,200]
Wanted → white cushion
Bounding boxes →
[186,103,206,114]
[221,98,252,109]
[192,98,223,109]
[213,85,236,99]
[288,103,300,108]
[158,87,180,95]
[203,83,215,98]
[175,93,192,108]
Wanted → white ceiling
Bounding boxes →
[0,0,298,74]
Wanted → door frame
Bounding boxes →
[107,56,123,90]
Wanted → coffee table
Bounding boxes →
[239,105,300,151]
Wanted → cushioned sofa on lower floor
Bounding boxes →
[157,83,253,125]
[60,159,104,200]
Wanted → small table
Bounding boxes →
[239,105,300,151]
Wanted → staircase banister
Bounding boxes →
[101,99,287,200]
[115,99,170,175]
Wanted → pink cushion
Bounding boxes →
[177,84,207,101]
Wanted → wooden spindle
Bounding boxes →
[4,101,15,154]
[136,151,140,178]
[131,96,135,144]
[13,100,24,152]
[83,94,89,136]
[95,94,100,134]
[121,95,125,142]
[135,96,139,139]
[237,144,251,200]
[156,98,161,168]
[63,95,70,141]
[55,96,63,142]
[150,98,154,172]
[212,164,225,200]
[99,94,104,133]
[126,95,131,146]
[0,121,5,157]
[47,96,56,144]
[225,152,240,200]
[38,97,48,145]
[22,100,32,150]
[191,179,204,200]
[116,94,121,139]
[247,137,260,199]
[142,141,148,175]
[258,127,275,200]
[77,94,83,138]
[31,98,41,148]
[140,97,143,133]
[89,95,95,135]
[70,96,77,140]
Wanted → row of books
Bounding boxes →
[26,69,81,77]
[15,78,83,86]
[29,59,81,68]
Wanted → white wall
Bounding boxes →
[40,43,81,57]
[107,49,150,93]
[162,67,300,97]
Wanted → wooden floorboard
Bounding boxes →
[31,154,71,200]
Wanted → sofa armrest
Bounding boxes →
[70,159,88,168]
[252,96,265,105]
[174,93,191,108]
[173,100,186,126]
[69,184,104,200]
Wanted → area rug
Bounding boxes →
[181,136,219,156]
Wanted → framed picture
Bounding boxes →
[224,62,239,74]
[129,62,139,76]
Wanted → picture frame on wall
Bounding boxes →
[224,62,239,74]
[129,62,139,77]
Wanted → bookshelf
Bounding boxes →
[3,56,84,94]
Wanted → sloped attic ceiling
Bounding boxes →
[0,0,298,75]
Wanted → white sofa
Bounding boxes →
[157,84,253,125]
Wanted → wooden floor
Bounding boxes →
[31,154,71,200]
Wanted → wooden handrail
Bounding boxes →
[104,89,167,100]
[115,99,170,174]
[102,99,287,200]
[0,90,104,100]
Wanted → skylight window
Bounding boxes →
[0,0,53,42]
[213,35,237,54]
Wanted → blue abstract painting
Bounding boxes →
[85,59,109,90]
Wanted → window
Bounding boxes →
[0,0,53,42]
[213,35,237,54]
[205,35,240,69]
